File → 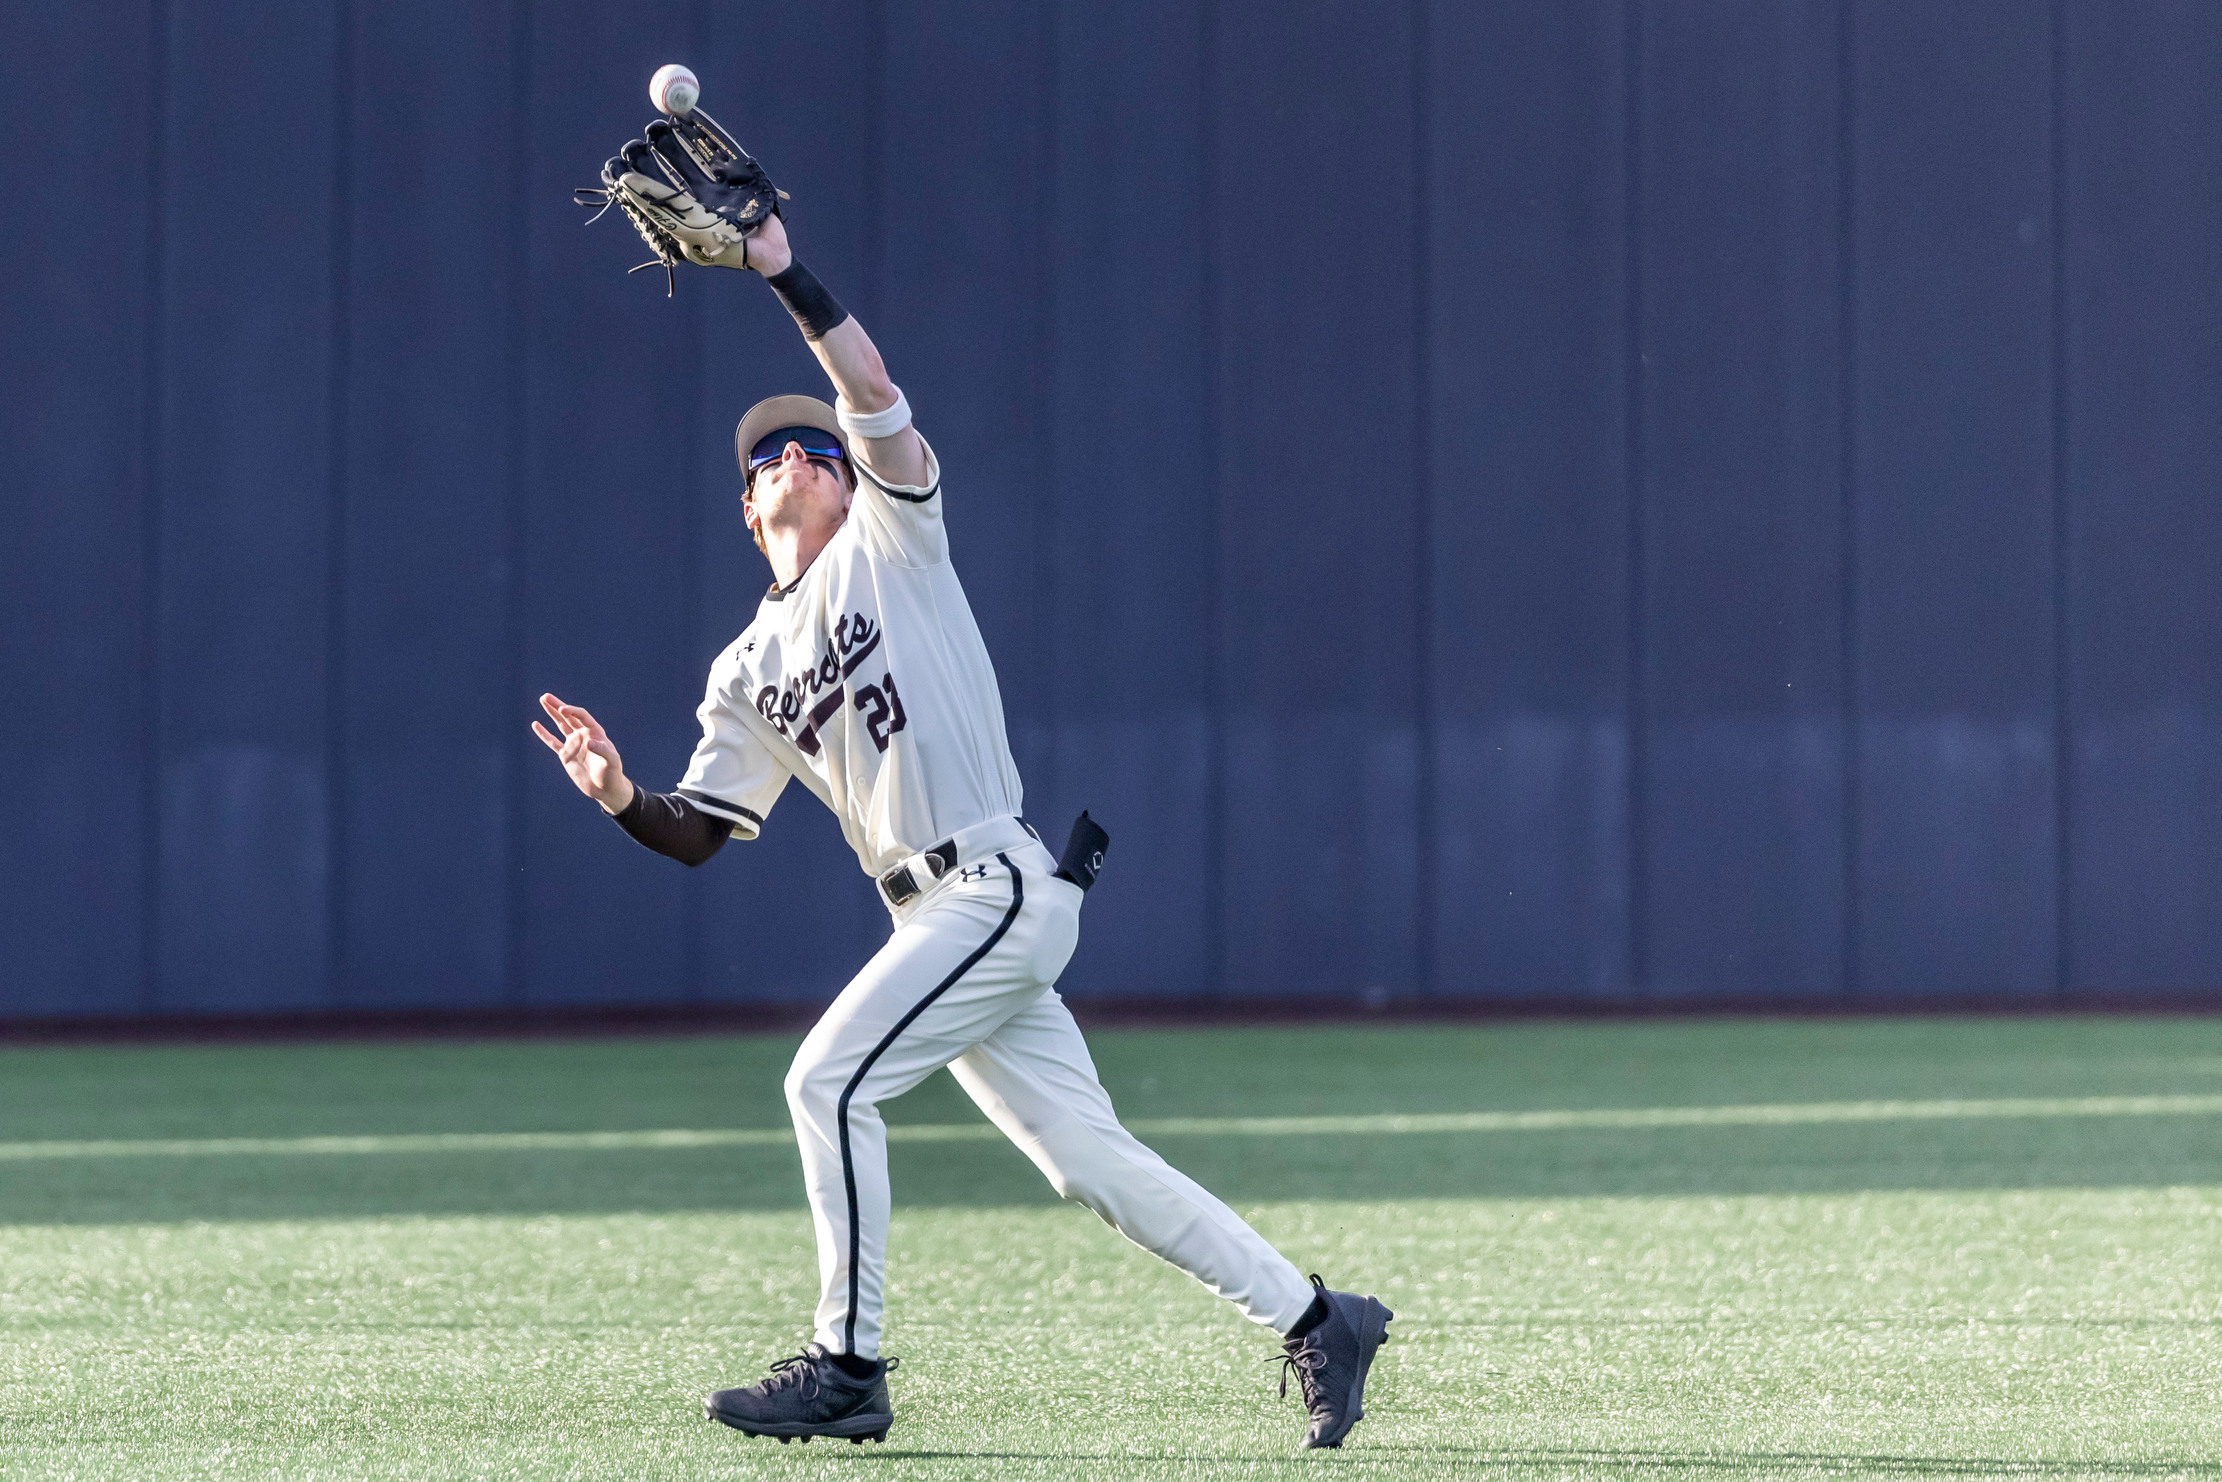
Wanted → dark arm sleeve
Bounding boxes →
[609,786,735,867]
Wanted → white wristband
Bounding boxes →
[836,387,913,440]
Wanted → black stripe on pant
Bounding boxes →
[834,852,1024,1353]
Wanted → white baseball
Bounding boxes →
[650,64,699,118]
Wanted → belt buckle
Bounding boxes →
[880,865,922,909]
[880,839,959,909]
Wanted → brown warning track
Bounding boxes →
[0,992,2215,1045]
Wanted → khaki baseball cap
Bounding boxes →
[734,394,853,484]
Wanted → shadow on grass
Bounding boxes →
[5,1113,2222,1225]
[1382,1450,2222,1478]
[786,1446,2220,1477]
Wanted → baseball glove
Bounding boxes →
[574,110,788,295]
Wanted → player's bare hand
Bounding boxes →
[532,693,636,814]
[745,212,792,276]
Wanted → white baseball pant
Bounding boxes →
[782,817,1316,1357]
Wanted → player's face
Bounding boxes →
[747,440,853,536]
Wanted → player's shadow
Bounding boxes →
[1384,1448,2222,1478]
[1367,1449,2217,1478]
[808,1446,2221,1477]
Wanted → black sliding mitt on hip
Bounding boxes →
[1054,811,1110,892]
[574,111,787,294]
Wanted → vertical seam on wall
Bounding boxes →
[1200,0,1225,1002]
[863,0,887,327]
[326,0,354,1007]
[1622,0,1646,1000]
[1838,0,1860,1000]
[680,0,710,1003]
[2049,0,2072,1000]
[1037,1,1060,819]
[501,0,532,1005]
[141,0,170,1013]
[1410,0,1434,999]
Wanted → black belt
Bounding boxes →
[877,840,960,909]
[877,818,1041,909]
[878,814,1110,910]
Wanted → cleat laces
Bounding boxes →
[759,1352,822,1400]
[1271,1346,1329,1410]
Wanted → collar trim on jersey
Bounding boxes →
[763,506,873,600]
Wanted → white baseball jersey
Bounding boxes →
[672,426,1312,1365]
[675,437,1026,878]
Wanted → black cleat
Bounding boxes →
[1275,1274,1393,1449]
[705,1343,897,1443]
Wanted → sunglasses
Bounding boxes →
[746,426,846,475]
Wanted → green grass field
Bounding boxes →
[2,1016,2220,1480]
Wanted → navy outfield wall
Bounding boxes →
[3,0,2219,1018]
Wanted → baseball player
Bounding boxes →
[545,110,1390,1449]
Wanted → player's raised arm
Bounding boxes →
[743,214,929,490]
[579,92,927,487]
